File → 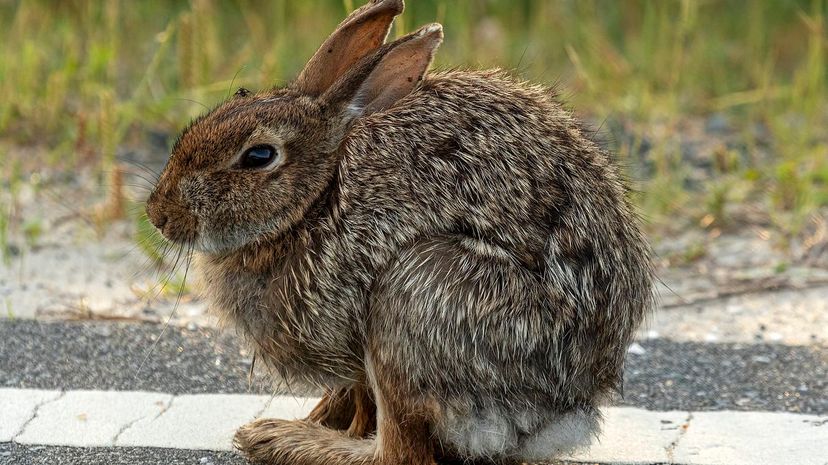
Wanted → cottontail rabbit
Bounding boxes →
[146,0,653,463]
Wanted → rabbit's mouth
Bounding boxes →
[159,217,199,246]
[146,201,200,246]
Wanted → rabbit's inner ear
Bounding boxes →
[295,0,403,97]
[344,23,443,119]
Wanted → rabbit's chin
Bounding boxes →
[191,232,249,256]
[192,223,279,256]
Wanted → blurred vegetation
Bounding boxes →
[0,0,826,241]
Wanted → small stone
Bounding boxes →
[714,399,731,408]
[627,342,646,355]
[751,355,771,364]
[199,457,211,464]
[186,322,197,331]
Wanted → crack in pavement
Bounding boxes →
[146,395,175,424]
[665,411,693,463]
[112,394,174,445]
[12,391,65,442]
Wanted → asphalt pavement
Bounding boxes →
[0,319,826,465]
[0,442,248,465]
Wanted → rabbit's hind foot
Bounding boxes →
[234,391,433,465]
[234,418,376,465]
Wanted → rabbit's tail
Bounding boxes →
[434,403,600,462]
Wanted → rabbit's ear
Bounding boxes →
[295,0,404,96]
[324,23,443,122]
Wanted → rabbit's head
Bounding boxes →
[146,0,441,253]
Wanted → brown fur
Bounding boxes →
[308,384,376,438]
[146,1,654,464]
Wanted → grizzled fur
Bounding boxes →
[146,1,653,464]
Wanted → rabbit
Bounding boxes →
[145,0,654,464]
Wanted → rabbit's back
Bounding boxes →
[339,68,652,347]
[341,69,639,269]
[333,68,651,390]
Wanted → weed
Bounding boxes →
[0,0,824,248]
[0,202,9,265]
[22,217,43,248]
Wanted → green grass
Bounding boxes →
[0,0,826,243]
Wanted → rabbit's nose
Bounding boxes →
[149,211,168,231]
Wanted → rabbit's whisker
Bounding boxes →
[142,241,187,303]
[134,241,193,380]
[122,160,162,183]
[127,239,183,308]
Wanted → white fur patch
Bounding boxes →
[519,409,599,461]
[440,406,518,457]
[435,403,599,461]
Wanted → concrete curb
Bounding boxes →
[2,388,826,465]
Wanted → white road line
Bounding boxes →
[0,389,62,442]
[673,411,828,465]
[117,394,270,451]
[1,388,826,465]
[566,408,691,463]
[16,390,172,448]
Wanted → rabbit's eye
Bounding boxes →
[240,145,277,169]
